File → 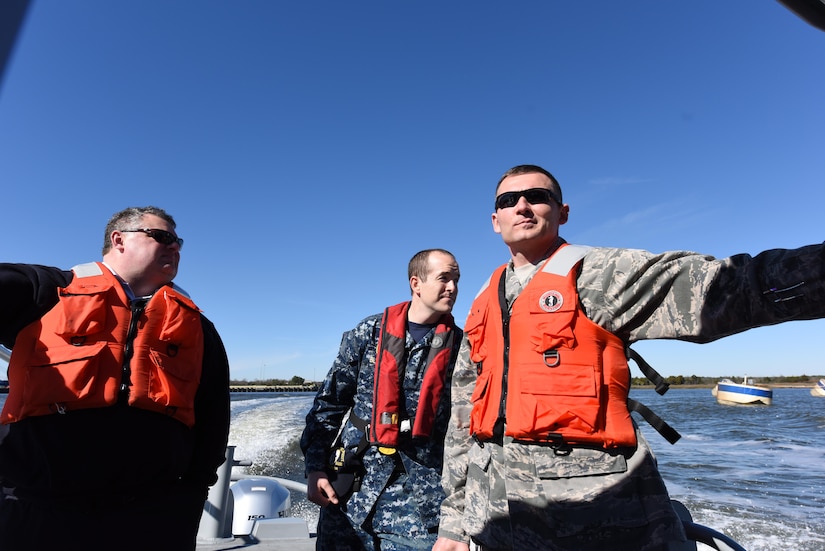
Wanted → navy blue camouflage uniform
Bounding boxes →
[301,312,462,550]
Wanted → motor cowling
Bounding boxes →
[230,477,292,536]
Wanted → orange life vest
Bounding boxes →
[1,262,204,427]
[370,301,457,446]
[466,245,637,448]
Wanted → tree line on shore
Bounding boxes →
[232,374,825,388]
[631,374,824,386]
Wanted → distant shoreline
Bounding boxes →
[0,382,819,395]
[632,382,817,389]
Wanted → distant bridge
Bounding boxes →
[229,384,319,393]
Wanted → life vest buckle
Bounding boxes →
[543,349,560,367]
[332,447,347,468]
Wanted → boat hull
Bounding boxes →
[811,379,825,397]
[712,382,773,405]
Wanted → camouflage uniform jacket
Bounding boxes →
[301,311,463,530]
[439,241,825,550]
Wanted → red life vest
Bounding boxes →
[466,245,637,448]
[370,301,456,446]
[1,262,204,427]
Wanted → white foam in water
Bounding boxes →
[228,393,320,532]
[636,387,825,551]
[229,394,313,467]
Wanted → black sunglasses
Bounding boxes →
[122,228,184,248]
[494,187,562,210]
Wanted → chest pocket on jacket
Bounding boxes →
[21,341,111,416]
[53,287,111,338]
[132,294,203,412]
[524,286,577,353]
[464,293,490,365]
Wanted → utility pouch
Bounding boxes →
[326,446,364,501]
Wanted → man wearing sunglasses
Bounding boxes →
[434,164,825,551]
[302,249,462,550]
[0,206,230,550]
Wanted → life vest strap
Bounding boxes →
[625,347,680,444]
[627,398,681,445]
[349,414,372,456]
[627,347,670,395]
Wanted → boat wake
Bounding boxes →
[229,394,319,532]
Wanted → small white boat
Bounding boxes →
[811,379,825,397]
[712,377,773,405]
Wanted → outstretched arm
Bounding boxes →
[0,263,71,347]
[577,243,825,343]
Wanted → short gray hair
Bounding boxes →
[102,206,176,255]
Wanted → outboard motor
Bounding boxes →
[229,477,292,536]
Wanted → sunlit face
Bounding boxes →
[492,172,568,262]
[112,214,181,290]
[410,251,460,322]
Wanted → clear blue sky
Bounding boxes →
[1,1,823,382]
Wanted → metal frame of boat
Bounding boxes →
[712,377,773,405]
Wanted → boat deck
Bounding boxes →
[197,512,316,551]
[198,537,316,551]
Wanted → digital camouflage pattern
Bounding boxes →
[578,245,825,342]
[439,242,825,550]
[302,312,463,550]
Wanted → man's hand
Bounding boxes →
[307,470,338,506]
[432,537,470,551]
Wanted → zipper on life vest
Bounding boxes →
[120,298,148,399]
